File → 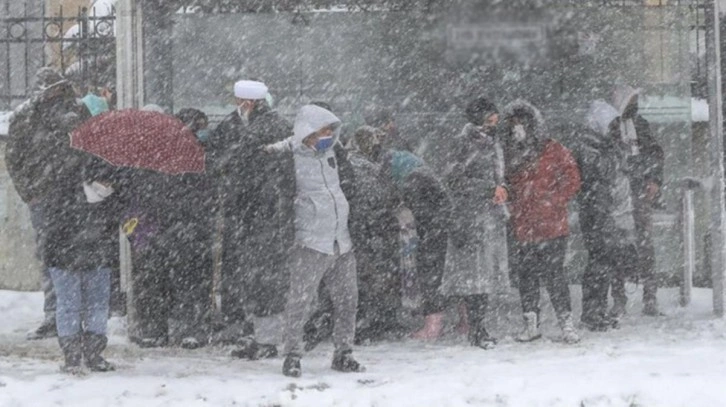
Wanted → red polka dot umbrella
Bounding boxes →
[70,109,205,174]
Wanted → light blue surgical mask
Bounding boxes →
[314,136,334,151]
[195,129,211,143]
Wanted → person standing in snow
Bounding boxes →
[379,145,450,341]
[347,126,401,342]
[5,67,87,340]
[46,155,125,373]
[500,100,582,344]
[609,85,665,318]
[280,104,363,377]
[207,80,295,341]
[125,107,216,349]
[439,97,508,349]
[573,100,637,331]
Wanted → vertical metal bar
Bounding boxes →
[41,0,46,72]
[59,5,65,74]
[79,6,88,91]
[682,186,696,306]
[23,2,29,97]
[4,0,11,109]
[705,0,726,317]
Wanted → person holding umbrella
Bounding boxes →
[44,153,126,374]
[70,108,208,348]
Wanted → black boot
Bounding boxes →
[465,295,497,350]
[82,333,115,372]
[231,336,278,360]
[58,335,83,374]
[27,316,57,340]
[331,349,365,373]
[282,353,302,377]
[469,323,497,349]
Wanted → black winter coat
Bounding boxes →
[209,105,295,316]
[628,115,664,203]
[41,157,124,272]
[571,124,636,253]
[345,150,398,256]
[5,83,85,204]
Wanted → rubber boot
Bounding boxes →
[410,312,444,340]
[331,349,365,373]
[282,353,302,377]
[455,302,470,336]
[58,334,83,374]
[82,333,115,372]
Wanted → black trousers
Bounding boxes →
[514,237,572,318]
[133,224,213,342]
[464,294,487,325]
[417,226,448,316]
[611,195,656,307]
[219,214,247,324]
[581,243,638,323]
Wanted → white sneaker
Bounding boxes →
[558,312,580,344]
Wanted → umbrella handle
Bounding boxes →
[123,217,139,236]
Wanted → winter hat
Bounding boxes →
[363,105,393,128]
[81,93,110,117]
[175,108,208,132]
[465,97,498,126]
[390,150,423,184]
[34,67,65,90]
[234,80,268,100]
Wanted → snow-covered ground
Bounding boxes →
[2,286,726,407]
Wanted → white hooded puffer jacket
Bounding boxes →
[290,104,352,255]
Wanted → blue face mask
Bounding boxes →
[314,136,334,151]
[195,129,210,143]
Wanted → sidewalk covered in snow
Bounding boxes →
[2,286,726,407]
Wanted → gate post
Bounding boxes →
[706,0,726,317]
[115,0,144,338]
[116,0,143,109]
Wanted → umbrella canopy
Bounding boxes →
[70,109,205,174]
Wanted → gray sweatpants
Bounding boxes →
[282,246,358,355]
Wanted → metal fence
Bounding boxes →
[0,1,116,110]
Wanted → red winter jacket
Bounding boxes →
[507,140,581,243]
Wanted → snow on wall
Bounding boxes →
[0,112,11,137]
[691,98,709,123]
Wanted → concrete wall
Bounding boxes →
[0,144,41,291]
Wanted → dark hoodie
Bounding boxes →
[571,100,636,251]
[6,68,86,204]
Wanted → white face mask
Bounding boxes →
[83,181,115,203]
[513,124,527,143]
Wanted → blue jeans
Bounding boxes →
[49,267,111,337]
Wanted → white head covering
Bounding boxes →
[234,80,268,100]
[586,100,620,137]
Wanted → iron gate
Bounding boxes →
[0,1,116,110]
